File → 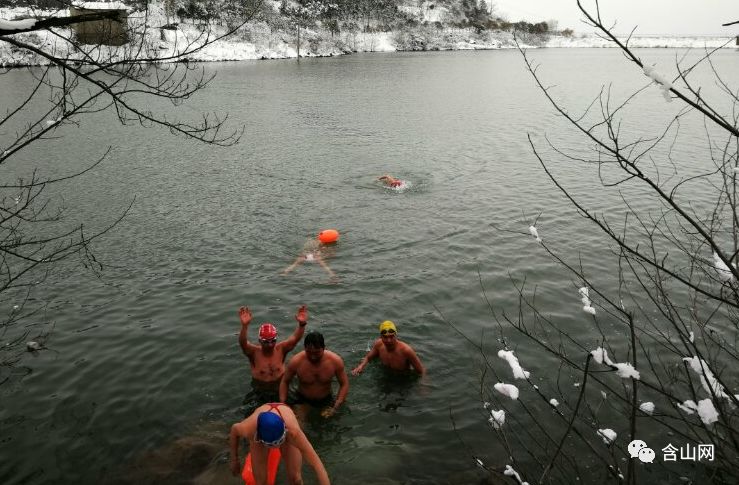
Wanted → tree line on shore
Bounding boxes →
[164,0,571,37]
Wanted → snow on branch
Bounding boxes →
[488,409,505,429]
[498,349,530,379]
[677,399,719,425]
[528,225,542,243]
[639,402,655,415]
[590,347,640,379]
[579,286,596,315]
[683,356,728,399]
[494,382,520,400]
[597,428,617,445]
[504,465,530,485]
[712,252,736,283]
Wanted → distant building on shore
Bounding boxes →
[69,1,130,45]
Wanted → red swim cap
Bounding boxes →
[259,323,278,340]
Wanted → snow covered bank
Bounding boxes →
[1,4,736,67]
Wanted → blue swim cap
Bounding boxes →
[256,412,286,446]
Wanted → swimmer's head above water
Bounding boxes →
[379,320,397,335]
[256,411,287,447]
[379,321,398,349]
[258,323,278,347]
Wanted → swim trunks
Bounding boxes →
[288,390,334,408]
[243,380,281,417]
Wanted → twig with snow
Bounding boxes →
[494,382,520,400]
[528,225,542,243]
[498,349,530,379]
[504,465,530,485]
[590,347,640,379]
[579,286,596,315]
[597,428,617,445]
[683,356,728,399]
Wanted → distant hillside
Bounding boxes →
[166,0,567,36]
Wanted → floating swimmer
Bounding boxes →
[282,231,338,281]
[378,174,407,189]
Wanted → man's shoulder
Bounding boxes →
[399,340,417,353]
[325,350,345,363]
[288,350,306,363]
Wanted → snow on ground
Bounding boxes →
[547,34,733,49]
[1,3,737,66]
[398,1,449,24]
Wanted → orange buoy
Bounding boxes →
[242,448,281,485]
[318,229,339,244]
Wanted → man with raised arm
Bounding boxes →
[351,321,426,376]
[239,305,308,409]
[279,331,349,419]
[229,402,331,485]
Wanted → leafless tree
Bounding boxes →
[449,1,739,484]
[0,0,262,384]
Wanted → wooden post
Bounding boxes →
[296,24,300,61]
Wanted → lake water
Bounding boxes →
[1,47,737,485]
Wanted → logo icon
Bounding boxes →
[638,448,656,463]
[628,439,655,463]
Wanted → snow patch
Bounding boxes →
[488,409,505,429]
[494,382,520,400]
[639,402,655,415]
[498,350,530,379]
[597,428,617,445]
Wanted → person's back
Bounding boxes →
[378,174,403,187]
[229,402,331,485]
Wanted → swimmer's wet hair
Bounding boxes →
[304,331,325,348]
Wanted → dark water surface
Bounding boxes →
[1,48,737,484]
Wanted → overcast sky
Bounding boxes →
[493,0,738,36]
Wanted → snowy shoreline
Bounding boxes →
[1,4,736,68]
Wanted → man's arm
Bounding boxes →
[279,357,298,403]
[290,428,331,485]
[238,306,260,358]
[405,345,426,376]
[331,356,350,411]
[280,305,308,353]
[351,340,380,376]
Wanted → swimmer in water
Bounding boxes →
[351,321,425,376]
[282,237,337,281]
[378,174,405,188]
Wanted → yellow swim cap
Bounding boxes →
[379,320,397,334]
